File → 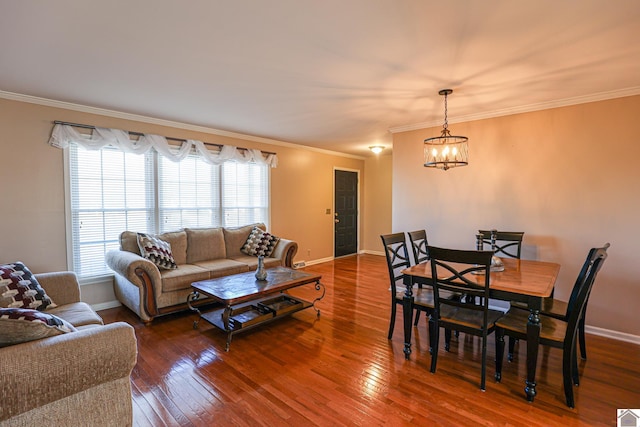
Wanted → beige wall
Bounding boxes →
[362,154,393,253]
[0,97,364,305]
[392,95,640,337]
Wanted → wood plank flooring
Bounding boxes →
[99,254,640,426]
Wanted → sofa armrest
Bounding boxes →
[105,249,163,318]
[271,238,298,267]
[34,271,81,306]
[0,322,137,422]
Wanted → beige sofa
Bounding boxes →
[0,271,137,427]
[105,223,298,323]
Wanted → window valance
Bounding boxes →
[48,123,278,167]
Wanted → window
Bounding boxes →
[67,144,270,280]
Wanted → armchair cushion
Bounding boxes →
[241,226,280,257]
[0,307,76,347]
[0,262,56,310]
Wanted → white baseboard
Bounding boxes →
[304,256,334,266]
[585,325,640,345]
[360,249,385,257]
[92,300,121,312]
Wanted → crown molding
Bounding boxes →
[389,86,640,134]
[0,90,365,160]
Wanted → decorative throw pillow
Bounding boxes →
[0,262,56,310]
[0,307,76,347]
[241,227,280,257]
[137,233,179,270]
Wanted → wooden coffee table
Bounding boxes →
[187,266,324,351]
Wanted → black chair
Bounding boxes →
[508,244,610,361]
[494,244,609,408]
[427,246,504,391]
[407,230,429,264]
[478,230,524,259]
[380,233,434,340]
[407,230,429,326]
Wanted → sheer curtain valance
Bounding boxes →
[48,123,278,167]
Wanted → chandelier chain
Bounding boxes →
[443,92,449,130]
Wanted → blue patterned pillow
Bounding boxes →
[0,262,56,310]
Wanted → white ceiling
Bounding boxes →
[2,0,640,157]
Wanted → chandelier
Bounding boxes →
[424,89,469,170]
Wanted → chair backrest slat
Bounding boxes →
[381,233,411,293]
[407,230,429,264]
[478,230,524,259]
[563,243,609,347]
[428,246,494,317]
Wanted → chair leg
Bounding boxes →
[578,316,587,360]
[562,340,576,408]
[428,313,434,354]
[495,328,504,382]
[571,338,580,386]
[508,337,516,362]
[444,328,452,352]
[388,303,397,340]
[430,318,439,373]
[414,309,421,326]
[480,334,487,391]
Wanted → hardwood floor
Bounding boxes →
[100,254,640,426]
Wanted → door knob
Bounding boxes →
[334,219,340,223]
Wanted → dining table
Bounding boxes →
[401,257,560,402]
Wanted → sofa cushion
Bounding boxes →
[137,234,179,270]
[192,259,251,278]
[46,302,104,328]
[121,230,188,265]
[241,227,280,257]
[0,307,76,347]
[229,254,281,269]
[0,262,56,311]
[185,227,226,263]
[160,264,210,293]
[223,223,266,258]
[120,231,141,254]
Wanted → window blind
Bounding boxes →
[67,145,270,280]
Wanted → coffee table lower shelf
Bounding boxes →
[192,294,315,351]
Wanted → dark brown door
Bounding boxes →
[334,170,358,257]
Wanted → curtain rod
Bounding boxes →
[53,120,277,156]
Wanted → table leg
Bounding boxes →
[187,291,201,329]
[403,276,414,360]
[525,308,541,401]
[222,305,232,352]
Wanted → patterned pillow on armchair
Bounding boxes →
[0,262,56,310]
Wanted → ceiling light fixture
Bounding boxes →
[424,89,468,170]
[369,145,385,154]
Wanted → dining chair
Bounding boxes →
[508,243,611,361]
[427,246,504,391]
[494,243,609,408]
[380,233,435,340]
[407,230,429,326]
[407,230,429,264]
[478,230,525,259]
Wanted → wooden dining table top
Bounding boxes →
[402,258,560,298]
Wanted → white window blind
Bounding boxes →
[67,145,270,280]
[69,145,155,278]
[158,154,221,231]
